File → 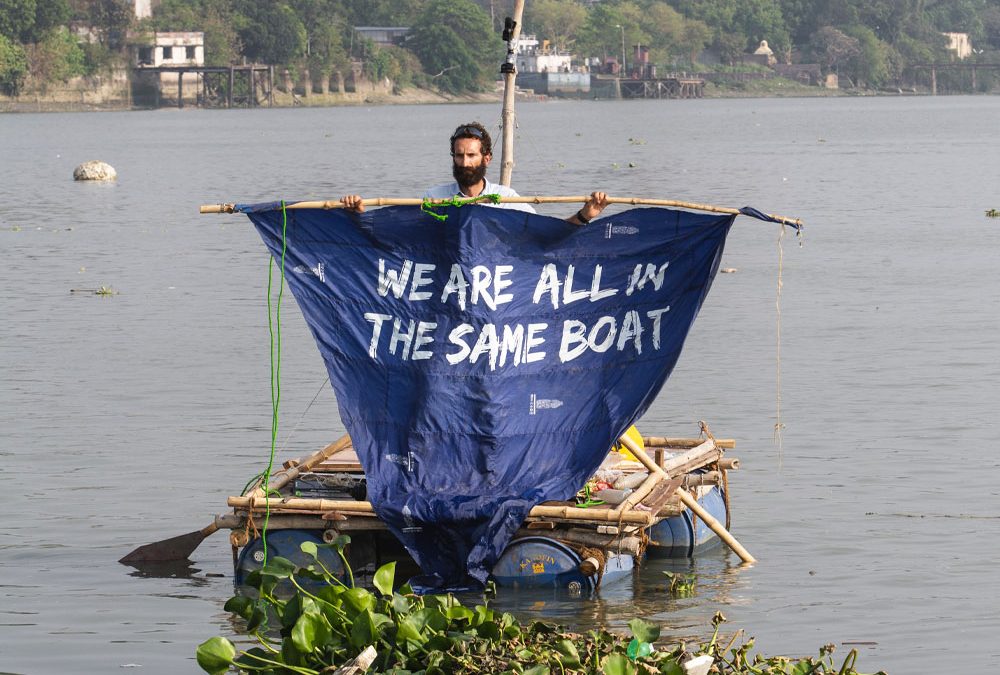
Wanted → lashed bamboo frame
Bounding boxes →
[199,196,802,227]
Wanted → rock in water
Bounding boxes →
[74,161,117,181]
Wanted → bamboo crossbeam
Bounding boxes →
[228,495,655,525]
[644,437,735,449]
[659,441,724,477]
[198,197,802,227]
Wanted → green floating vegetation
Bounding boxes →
[197,536,885,675]
[663,571,697,598]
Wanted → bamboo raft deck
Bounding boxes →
[220,431,741,588]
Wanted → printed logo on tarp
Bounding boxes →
[293,262,325,282]
[605,222,640,239]
[401,504,422,533]
[386,452,416,472]
[529,393,564,415]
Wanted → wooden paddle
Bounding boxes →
[119,435,352,563]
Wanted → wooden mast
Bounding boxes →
[499,0,526,187]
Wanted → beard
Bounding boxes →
[453,161,487,189]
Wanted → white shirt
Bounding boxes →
[423,179,536,213]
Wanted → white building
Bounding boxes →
[135,32,204,68]
[514,35,573,73]
[134,0,153,19]
[133,32,205,104]
[942,32,972,59]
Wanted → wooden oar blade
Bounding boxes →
[119,522,218,563]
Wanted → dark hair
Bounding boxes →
[450,122,492,156]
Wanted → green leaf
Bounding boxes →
[292,610,332,654]
[373,561,396,597]
[342,587,375,614]
[424,634,455,652]
[602,653,636,675]
[445,605,475,623]
[246,604,268,633]
[223,595,254,620]
[791,661,818,675]
[396,614,428,645]
[523,665,550,675]
[554,639,581,667]
[261,556,297,579]
[349,607,377,648]
[626,638,653,661]
[300,540,318,559]
[476,620,501,640]
[628,618,660,645]
[195,636,236,675]
[659,661,686,675]
[234,646,281,670]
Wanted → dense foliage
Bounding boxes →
[2,0,1000,96]
[196,537,887,674]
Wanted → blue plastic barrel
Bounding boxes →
[491,536,595,592]
[646,486,728,558]
[234,529,345,588]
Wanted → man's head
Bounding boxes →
[450,122,492,189]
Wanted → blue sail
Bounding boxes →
[242,203,734,590]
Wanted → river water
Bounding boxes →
[2,96,998,674]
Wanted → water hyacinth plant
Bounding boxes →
[197,536,885,674]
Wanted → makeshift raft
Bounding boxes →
[220,430,740,593]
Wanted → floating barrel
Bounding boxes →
[491,536,634,592]
[646,486,728,558]
[235,529,345,588]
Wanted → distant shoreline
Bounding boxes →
[0,80,961,114]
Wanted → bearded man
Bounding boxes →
[341,121,608,224]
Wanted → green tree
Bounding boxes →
[408,0,500,93]
[26,25,85,82]
[236,1,307,65]
[342,0,422,25]
[0,31,27,93]
[845,23,894,86]
[643,2,711,65]
[524,0,587,49]
[808,25,861,73]
[24,0,69,42]
[0,0,35,41]
[150,0,243,66]
[88,0,133,50]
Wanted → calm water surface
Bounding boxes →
[2,96,998,673]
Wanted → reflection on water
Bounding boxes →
[484,548,749,646]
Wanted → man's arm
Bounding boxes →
[567,191,609,226]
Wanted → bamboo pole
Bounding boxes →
[228,495,655,525]
[198,197,802,227]
[617,433,756,564]
[249,434,352,497]
[499,0,526,187]
[644,437,736,449]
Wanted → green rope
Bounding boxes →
[260,200,289,564]
[420,193,502,221]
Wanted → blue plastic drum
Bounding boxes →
[491,536,597,593]
[234,529,346,588]
[647,486,727,558]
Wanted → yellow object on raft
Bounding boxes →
[615,425,644,461]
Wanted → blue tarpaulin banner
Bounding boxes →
[241,203,734,589]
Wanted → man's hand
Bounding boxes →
[581,191,609,221]
[340,194,365,213]
[568,191,609,226]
